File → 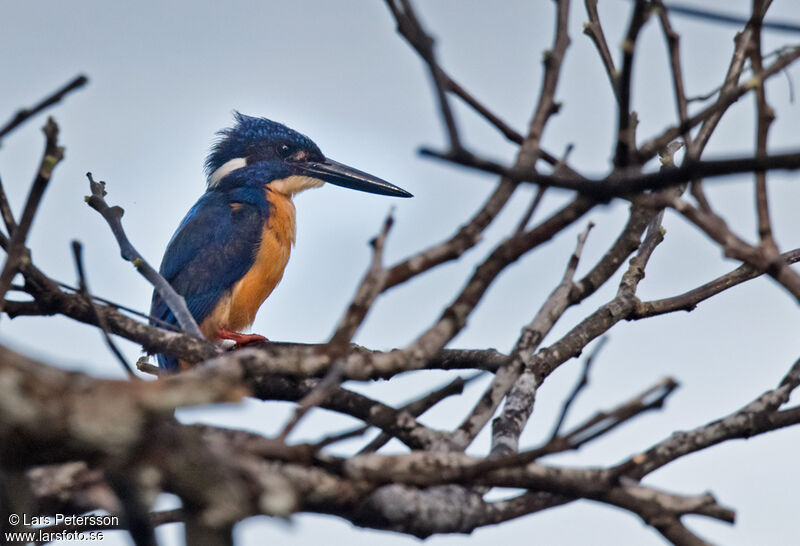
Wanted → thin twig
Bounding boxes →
[683,13,757,210]
[327,211,393,352]
[71,241,137,379]
[382,181,517,291]
[669,195,800,301]
[53,280,181,331]
[386,0,463,152]
[548,336,608,441]
[641,43,800,162]
[0,175,17,237]
[749,1,778,254]
[632,247,800,317]
[555,377,678,449]
[615,0,649,168]
[662,1,800,33]
[393,196,592,418]
[447,77,524,145]
[137,357,160,376]
[312,372,482,453]
[616,356,800,481]
[656,0,694,187]
[462,376,679,473]
[515,187,546,234]
[84,172,204,339]
[0,119,63,310]
[583,0,620,103]
[6,275,181,331]
[525,0,572,155]
[515,144,574,234]
[486,210,667,448]
[277,360,345,443]
[280,212,395,441]
[0,75,88,142]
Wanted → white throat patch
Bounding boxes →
[208,157,247,187]
[270,175,325,196]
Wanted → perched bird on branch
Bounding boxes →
[150,112,411,370]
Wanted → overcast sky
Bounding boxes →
[2,1,800,545]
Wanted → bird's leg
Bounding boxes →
[217,327,269,347]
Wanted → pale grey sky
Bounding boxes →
[2,1,800,545]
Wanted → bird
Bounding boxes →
[150,112,412,371]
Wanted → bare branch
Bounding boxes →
[662,1,799,34]
[552,377,678,451]
[5,4,800,544]
[617,356,800,480]
[749,2,779,256]
[84,173,204,339]
[251,374,450,450]
[548,336,608,442]
[386,0,463,152]
[328,211,393,351]
[422,144,800,200]
[615,0,649,168]
[403,195,591,384]
[639,43,799,162]
[669,196,800,301]
[70,241,137,379]
[0,118,63,310]
[0,75,87,142]
[481,220,594,454]
[311,373,480,453]
[632,247,800,317]
[383,181,516,290]
[0,175,18,237]
[355,372,483,454]
[583,0,620,102]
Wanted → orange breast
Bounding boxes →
[226,190,296,332]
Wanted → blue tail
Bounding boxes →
[157,352,179,372]
[150,294,181,372]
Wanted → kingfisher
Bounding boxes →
[150,112,411,371]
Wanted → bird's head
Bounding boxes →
[204,112,412,198]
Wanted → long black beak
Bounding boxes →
[298,158,412,198]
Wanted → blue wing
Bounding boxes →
[150,191,263,370]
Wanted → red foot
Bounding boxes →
[217,327,269,348]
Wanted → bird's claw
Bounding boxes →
[217,328,269,348]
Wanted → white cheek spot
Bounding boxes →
[270,175,325,196]
[208,157,247,187]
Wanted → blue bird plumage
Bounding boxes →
[150,190,264,370]
[151,113,411,371]
[205,112,321,178]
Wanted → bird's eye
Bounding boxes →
[277,144,293,159]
